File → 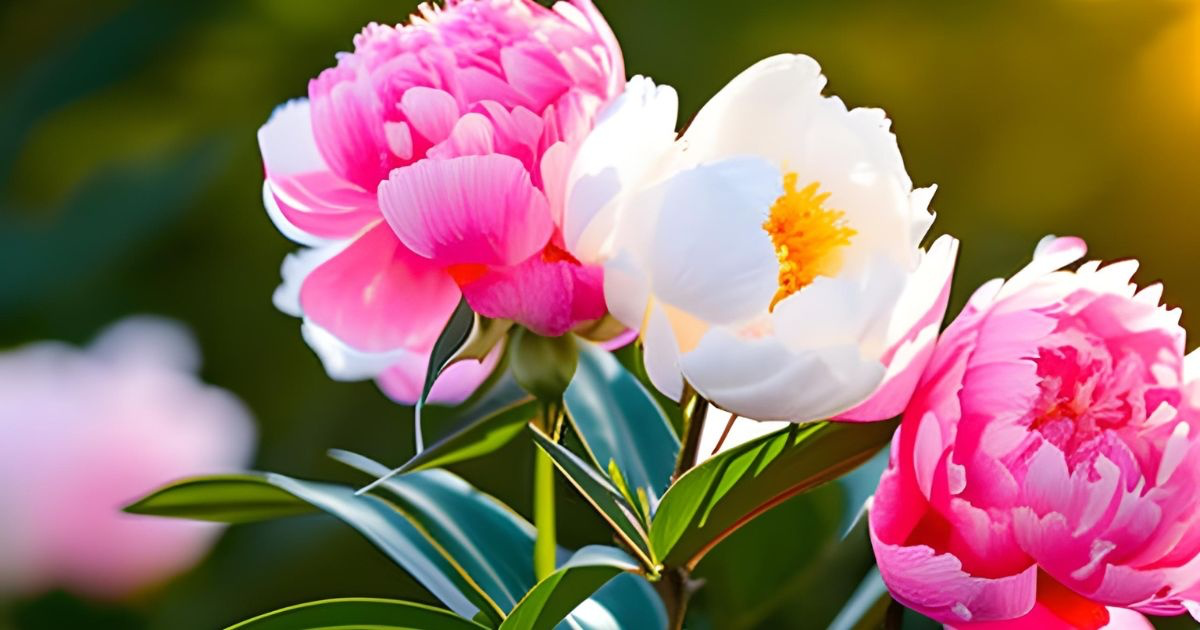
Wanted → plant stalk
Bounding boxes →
[673,390,709,482]
[533,403,562,581]
[658,387,710,626]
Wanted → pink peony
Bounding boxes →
[0,318,255,600]
[257,0,623,404]
[870,237,1200,628]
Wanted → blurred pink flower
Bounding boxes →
[0,318,255,600]
[870,237,1200,628]
[258,0,623,404]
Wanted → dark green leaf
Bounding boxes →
[527,427,655,568]
[650,419,897,569]
[333,451,665,628]
[381,376,536,477]
[415,298,478,449]
[565,341,679,510]
[225,597,487,630]
[334,451,538,614]
[126,471,502,622]
[123,474,314,523]
[264,473,502,623]
[498,546,639,630]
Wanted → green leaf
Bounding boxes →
[649,419,897,569]
[376,376,536,478]
[527,427,655,568]
[564,342,679,510]
[264,473,503,623]
[123,474,315,523]
[415,298,479,449]
[508,328,578,403]
[127,471,502,623]
[225,598,488,630]
[334,451,539,614]
[333,451,665,629]
[498,546,639,630]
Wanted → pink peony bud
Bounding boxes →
[870,237,1200,628]
[0,317,255,600]
[257,0,623,404]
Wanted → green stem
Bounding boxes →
[533,447,557,580]
[533,404,561,581]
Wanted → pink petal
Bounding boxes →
[379,155,554,268]
[401,86,461,146]
[258,100,380,241]
[871,525,1038,624]
[457,249,606,337]
[376,342,504,406]
[299,221,461,352]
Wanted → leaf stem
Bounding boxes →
[533,403,561,581]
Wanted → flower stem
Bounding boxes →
[659,387,710,626]
[533,403,561,581]
[673,389,709,482]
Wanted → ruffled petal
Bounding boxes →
[258,100,379,242]
[379,155,554,268]
[564,76,679,262]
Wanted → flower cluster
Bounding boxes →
[253,1,1200,627]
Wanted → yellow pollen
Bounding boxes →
[762,173,855,310]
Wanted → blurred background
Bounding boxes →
[0,0,1197,628]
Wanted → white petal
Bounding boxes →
[602,249,651,330]
[642,301,684,401]
[772,253,908,360]
[300,319,419,381]
[257,99,326,176]
[681,54,923,273]
[645,156,781,324]
[565,76,680,263]
[263,180,332,247]
[680,327,885,422]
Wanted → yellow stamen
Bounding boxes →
[762,173,855,310]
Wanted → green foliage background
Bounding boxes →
[0,0,1196,628]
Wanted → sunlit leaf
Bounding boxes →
[498,546,640,630]
[528,427,655,568]
[124,474,314,523]
[225,597,487,630]
[650,419,897,569]
[564,341,678,511]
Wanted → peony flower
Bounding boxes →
[562,54,958,426]
[870,237,1200,628]
[258,0,623,404]
[0,317,255,600]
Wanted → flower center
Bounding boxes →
[762,173,855,310]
